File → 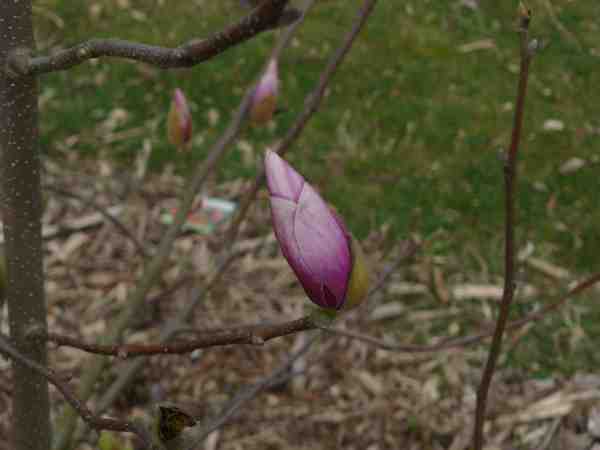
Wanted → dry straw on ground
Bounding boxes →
[0,154,598,450]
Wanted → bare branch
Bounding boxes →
[473,6,533,449]
[321,271,600,353]
[225,0,381,245]
[0,334,152,447]
[183,237,415,446]
[45,185,149,258]
[54,6,313,445]
[8,0,291,77]
[86,0,316,417]
[43,238,418,358]
[94,249,241,416]
[186,332,320,449]
[44,317,316,357]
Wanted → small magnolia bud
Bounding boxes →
[167,88,192,149]
[250,59,279,125]
[265,150,370,311]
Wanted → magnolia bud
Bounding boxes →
[167,88,192,149]
[265,150,370,310]
[250,59,279,125]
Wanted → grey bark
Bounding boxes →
[0,2,51,449]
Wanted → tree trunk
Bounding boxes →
[0,2,51,449]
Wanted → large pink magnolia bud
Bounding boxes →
[167,88,192,149]
[250,59,279,125]
[265,150,369,310]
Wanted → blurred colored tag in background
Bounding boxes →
[160,197,236,234]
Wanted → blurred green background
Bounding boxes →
[35,0,600,270]
[34,0,599,373]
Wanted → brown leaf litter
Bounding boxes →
[0,153,599,450]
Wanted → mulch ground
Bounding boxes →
[1,153,599,450]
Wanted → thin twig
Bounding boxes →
[94,249,241,417]
[44,317,316,357]
[319,271,600,352]
[44,238,417,358]
[6,0,291,77]
[365,239,419,301]
[186,332,321,449]
[45,185,148,258]
[540,417,562,450]
[41,237,418,360]
[473,5,533,450]
[224,0,380,245]
[0,334,152,447]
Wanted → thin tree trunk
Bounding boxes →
[0,2,51,449]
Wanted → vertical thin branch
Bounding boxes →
[53,84,255,450]
[0,2,51,450]
[472,5,533,450]
[224,0,380,245]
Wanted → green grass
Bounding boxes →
[35,0,600,373]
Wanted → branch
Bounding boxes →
[473,5,534,449]
[0,334,152,447]
[43,237,418,358]
[95,229,410,421]
[54,6,313,446]
[185,332,321,449]
[53,0,374,445]
[44,185,149,258]
[182,238,414,446]
[44,317,315,357]
[319,271,600,353]
[53,50,256,450]
[224,0,380,245]
[89,0,317,417]
[94,249,241,416]
[6,0,291,77]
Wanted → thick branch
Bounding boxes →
[0,3,50,449]
[7,0,290,77]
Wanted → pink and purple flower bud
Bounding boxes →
[265,150,369,311]
[250,59,279,125]
[167,88,192,149]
